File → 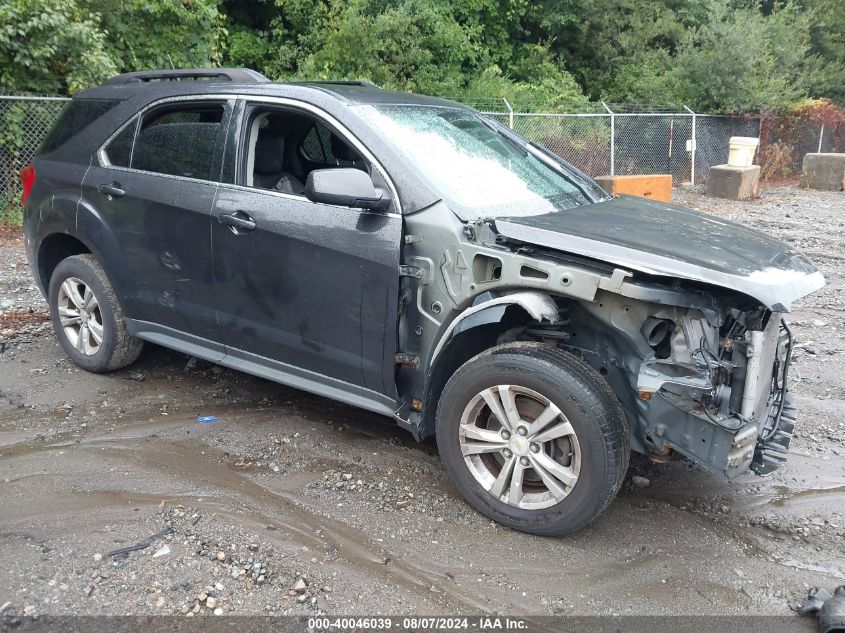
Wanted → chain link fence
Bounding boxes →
[1,96,70,221]
[0,94,838,223]
[483,107,829,185]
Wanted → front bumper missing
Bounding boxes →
[637,319,796,478]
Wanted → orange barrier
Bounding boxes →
[594,174,672,203]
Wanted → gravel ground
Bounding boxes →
[0,185,843,621]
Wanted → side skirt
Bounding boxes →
[125,319,398,418]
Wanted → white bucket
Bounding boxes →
[727,136,759,167]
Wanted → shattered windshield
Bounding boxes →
[356,105,596,219]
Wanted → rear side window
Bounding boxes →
[131,105,225,180]
[301,123,335,162]
[104,118,137,167]
[39,99,119,155]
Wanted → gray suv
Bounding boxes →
[21,68,825,535]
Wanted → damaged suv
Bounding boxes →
[22,69,825,535]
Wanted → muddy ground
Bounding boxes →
[0,186,843,621]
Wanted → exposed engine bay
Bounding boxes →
[397,197,822,480]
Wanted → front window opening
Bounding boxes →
[356,105,592,218]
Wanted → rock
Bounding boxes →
[152,545,170,558]
[205,597,217,609]
[126,371,146,382]
[248,543,259,552]
[342,473,353,481]
[293,578,308,593]
[213,607,223,616]
[632,476,651,488]
[216,551,226,562]
[23,605,36,616]
[93,553,103,562]
[801,153,845,191]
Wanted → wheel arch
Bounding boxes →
[36,196,132,305]
[37,233,93,295]
[419,291,560,439]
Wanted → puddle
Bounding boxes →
[770,484,845,508]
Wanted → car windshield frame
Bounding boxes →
[353,103,605,219]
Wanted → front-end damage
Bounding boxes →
[396,198,823,481]
[630,306,796,477]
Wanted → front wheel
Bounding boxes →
[436,343,629,536]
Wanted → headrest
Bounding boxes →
[254,134,285,174]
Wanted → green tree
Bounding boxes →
[0,0,117,94]
[614,2,818,112]
[86,0,227,71]
[297,0,482,95]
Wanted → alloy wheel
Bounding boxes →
[459,385,581,510]
[56,277,104,356]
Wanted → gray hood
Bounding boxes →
[494,195,825,311]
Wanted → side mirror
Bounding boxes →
[304,168,391,211]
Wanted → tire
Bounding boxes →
[48,254,143,373]
[436,342,629,536]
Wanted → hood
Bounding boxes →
[494,195,825,311]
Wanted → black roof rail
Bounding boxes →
[102,68,270,86]
[294,80,382,89]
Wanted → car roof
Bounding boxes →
[74,68,467,110]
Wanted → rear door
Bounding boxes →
[210,99,402,406]
[83,98,234,349]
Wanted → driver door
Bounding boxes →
[211,100,402,408]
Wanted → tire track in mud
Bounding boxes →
[0,423,494,613]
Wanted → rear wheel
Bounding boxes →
[436,343,629,535]
[48,254,142,373]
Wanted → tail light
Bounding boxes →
[20,163,36,206]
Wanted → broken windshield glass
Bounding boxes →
[356,105,594,219]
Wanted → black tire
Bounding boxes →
[48,254,143,373]
[436,342,629,536]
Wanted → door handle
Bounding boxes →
[217,211,256,233]
[97,182,125,198]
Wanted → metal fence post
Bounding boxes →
[602,102,614,176]
[683,105,696,186]
[503,98,514,129]
[818,124,825,153]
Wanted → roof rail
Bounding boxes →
[297,80,382,89]
[102,68,270,86]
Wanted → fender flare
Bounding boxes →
[429,290,559,364]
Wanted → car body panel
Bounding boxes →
[495,195,825,311]
[211,183,402,396]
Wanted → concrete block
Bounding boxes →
[594,174,672,203]
[800,153,845,191]
[706,165,760,201]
